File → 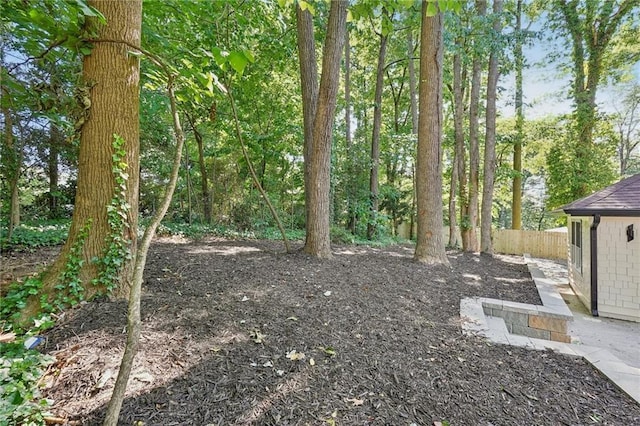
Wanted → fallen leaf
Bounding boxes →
[457,357,465,362]
[133,371,154,383]
[241,296,249,302]
[323,291,332,297]
[346,397,364,406]
[309,358,316,366]
[286,316,298,321]
[95,369,113,389]
[276,369,285,376]
[263,360,273,368]
[286,350,306,361]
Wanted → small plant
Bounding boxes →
[92,134,132,293]
[0,221,70,251]
[0,342,54,426]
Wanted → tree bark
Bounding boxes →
[186,114,211,223]
[480,0,503,254]
[463,0,486,253]
[344,29,356,233]
[368,26,388,240]
[48,125,61,219]
[27,0,141,321]
[2,102,20,240]
[451,48,467,248]
[511,0,524,230]
[414,1,448,265]
[296,4,318,244]
[300,0,347,258]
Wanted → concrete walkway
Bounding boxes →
[533,257,640,369]
[460,256,640,404]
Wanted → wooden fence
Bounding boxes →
[493,229,567,259]
[396,224,567,260]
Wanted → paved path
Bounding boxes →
[532,258,640,369]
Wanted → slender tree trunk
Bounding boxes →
[184,142,193,224]
[344,29,356,234]
[414,1,448,265]
[48,125,61,219]
[186,114,211,223]
[463,0,486,253]
[368,28,388,240]
[301,0,347,258]
[2,103,20,240]
[480,0,503,254]
[407,28,418,241]
[104,71,182,426]
[511,0,523,230]
[452,48,467,248]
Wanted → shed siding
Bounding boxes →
[567,215,591,309]
[597,217,640,322]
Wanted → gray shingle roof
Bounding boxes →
[562,174,640,216]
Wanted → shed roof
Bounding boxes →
[562,174,640,217]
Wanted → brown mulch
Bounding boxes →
[14,238,640,425]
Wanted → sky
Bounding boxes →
[498,20,640,119]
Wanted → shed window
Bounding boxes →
[571,220,582,273]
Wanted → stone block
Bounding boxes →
[550,331,572,343]
[528,315,567,333]
[502,310,529,327]
[513,324,550,340]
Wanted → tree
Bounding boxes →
[460,0,486,252]
[551,0,639,200]
[21,0,142,321]
[480,0,503,254]
[612,83,640,176]
[414,1,448,265]
[297,1,347,258]
[368,8,390,240]
[511,0,524,230]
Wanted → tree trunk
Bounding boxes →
[187,114,211,223]
[480,0,503,254]
[344,29,356,234]
[407,28,418,242]
[2,103,20,240]
[368,28,388,240]
[301,0,347,258]
[414,1,448,265]
[451,48,467,249]
[25,0,142,322]
[511,0,523,230]
[463,0,486,253]
[296,4,318,244]
[48,125,61,219]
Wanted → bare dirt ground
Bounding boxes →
[4,237,640,425]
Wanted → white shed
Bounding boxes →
[563,174,640,322]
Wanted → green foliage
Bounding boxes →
[0,221,69,251]
[0,342,54,426]
[0,277,43,327]
[91,135,132,293]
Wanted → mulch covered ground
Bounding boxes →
[9,237,640,425]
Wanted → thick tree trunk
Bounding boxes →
[301,0,347,258]
[296,4,319,244]
[368,29,388,240]
[463,0,486,253]
[511,0,523,230]
[414,2,448,265]
[26,0,142,322]
[480,0,503,254]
